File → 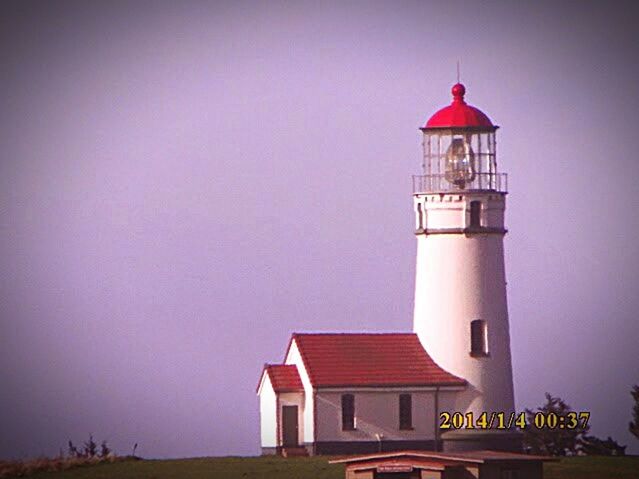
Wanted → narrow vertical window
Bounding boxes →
[341,394,355,430]
[470,319,488,356]
[470,200,481,228]
[416,202,424,230]
[399,394,412,430]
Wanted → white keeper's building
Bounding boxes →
[257,83,521,456]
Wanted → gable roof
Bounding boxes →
[258,364,304,393]
[287,333,465,388]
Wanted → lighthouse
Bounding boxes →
[412,83,520,451]
[257,82,523,456]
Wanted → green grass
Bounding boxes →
[544,456,639,479]
[23,456,342,479]
[18,455,639,479]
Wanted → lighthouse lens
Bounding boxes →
[445,138,476,189]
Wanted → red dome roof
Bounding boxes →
[424,83,495,129]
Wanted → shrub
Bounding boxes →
[0,437,135,478]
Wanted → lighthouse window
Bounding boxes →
[470,319,488,356]
[417,202,424,230]
[341,394,355,430]
[399,394,413,430]
[470,201,482,228]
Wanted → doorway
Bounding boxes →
[281,405,298,447]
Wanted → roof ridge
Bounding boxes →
[292,331,416,336]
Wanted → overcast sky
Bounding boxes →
[1,0,638,459]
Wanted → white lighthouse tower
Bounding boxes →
[412,83,520,451]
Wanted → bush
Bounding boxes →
[0,437,132,478]
[579,435,626,456]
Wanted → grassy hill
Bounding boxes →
[14,455,639,479]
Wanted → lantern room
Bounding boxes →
[414,83,506,194]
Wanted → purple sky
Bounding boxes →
[1,0,638,459]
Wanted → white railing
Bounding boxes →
[412,173,508,194]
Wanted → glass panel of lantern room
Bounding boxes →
[444,132,476,191]
[437,134,451,189]
[480,132,490,189]
[422,131,438,189]
[422,134,432,177]
[475,132,484,189]
[426,133,437,190]
[435,134,445,187]
[490,131,498,189]
[486,132,493,188]
[478,132,491,185]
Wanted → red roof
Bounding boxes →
[260,364,304,392]
[424,83,495,130]
[288,333,465,388]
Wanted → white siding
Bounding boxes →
[284,340,314,443]
[314,390,438,442]
[413,194,505,231]
[258,374,277,448]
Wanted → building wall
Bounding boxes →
[414,193,505,231]
[314,390,438,443]
[444,465,479,479]
[478,462,542,479]
[346,470,374,479]
[284,340,315,444]
[422,471,443,479]
[259,374,277,450]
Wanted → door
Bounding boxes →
[470,200,481,228]
[282,405,298,447]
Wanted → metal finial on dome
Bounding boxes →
[451,83,466,103]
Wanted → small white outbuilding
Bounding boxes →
[257,333,468,456]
